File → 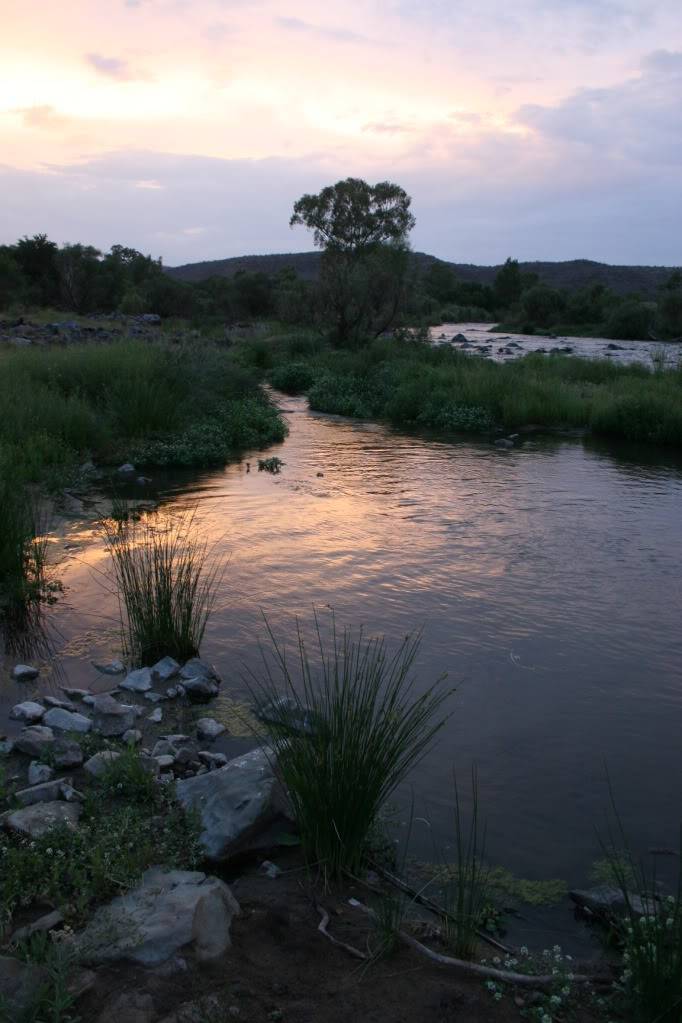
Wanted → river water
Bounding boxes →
[3,331,682,951]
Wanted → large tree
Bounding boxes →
[290,178,415,343]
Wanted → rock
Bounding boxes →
[196,718,226,741]
[198,751,228,769]
[180,677,219,701]
[166,685,183,699]
[173,746,199,768]
[123,729,142,746]
[144,691,165,703]
[43,695,76,711]
[152,739,179,757]
[155,755,175,771]
[255,696,317,737]
[92,659,126,676]
[60,687,91,700]
[606,342,625,350]
[569,885,654,919]
[10,701,45,724]
[92,694,138,736]
[151,656,180,683]
[84,751,121,778]
[3,801,81,837]
[180,658,221,683]
[494,438,514,449]
[28,761,53,785]
[14,778,73,806]
[75,867,239,966]
[10,909,64,945]
[147,707,163,723]
[260,860,282,879]
[53,738,84,769]
[14,725,55,758]
[43,707,92,733]
[117,463,135,474]
[0,739,14,755]
[137,476,152,485]
[97,992,156,1023]
[0,955,50,1017]
[120,667,153,693]
[452,333,468,343]
[12,664,39,681]
[175,747,284,861]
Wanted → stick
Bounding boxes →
[316,903,368,961]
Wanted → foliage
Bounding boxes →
[102,510,222,666]
[1,931,81,1023]
[246,612,452,881]
[268,361,317,393]
[290,178,415,253]
[0,770,201,929]
[520,284,565,327]
[494,258,524,310]
[481,944,581,1022]
[605,301,653,341]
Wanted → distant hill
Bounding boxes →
[165,251,678,297]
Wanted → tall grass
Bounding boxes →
[247,612,452,881]
[0,472,48,625]
[102,511,222,666]
[441,768,491,959]
[601,793,682,1023]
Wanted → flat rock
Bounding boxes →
[14,777,73,806]
[175,747,282,861]
[196,718,226,741]
[60,687,90,700]
[92,693,139,736]
[180,658,221,683]
[0,955,50,1017]
[120,667,154,693]
[84,751,122,777]
[43,695,76,711]
[570,885,653,918]
[4,800,81,837]
[10,701,45,724]
[12,664,39,681]
[43,707,92,733]
[152,656,180,683]
[28,761,54,785]
[75,867,239,965]
[92,659,126,676]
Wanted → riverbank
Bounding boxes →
[244,329,682,447]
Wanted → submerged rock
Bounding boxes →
[75,867,240,965]
[175,747,284,861]
[255,696,318,737]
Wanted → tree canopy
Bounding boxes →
[290,178,415,254]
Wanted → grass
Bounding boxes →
[246,612,452,881]
[247,331,682,447]
[0,750,201,931]
[441,769,491,959]
[102,510,222,666]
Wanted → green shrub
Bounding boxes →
[268,361,317,394]
[247,613,452,880]
[605,301,653,341]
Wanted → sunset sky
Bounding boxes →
[2,0,681,265]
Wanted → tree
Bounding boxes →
[494,258,523,311]
[290,178,415,344]
[520,284,565,326]
[423,261,458,305]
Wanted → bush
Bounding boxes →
[605,301,653,341]
[247,613,452,880]
[269,361,317,394]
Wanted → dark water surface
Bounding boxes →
[4,395,682,949]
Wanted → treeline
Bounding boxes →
[1,234,681,341]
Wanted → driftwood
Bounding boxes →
[348,899,612,991]
[316,903,368,960]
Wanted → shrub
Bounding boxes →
[605,301,653,341]
[102,510,222,666]
[269,361,317,394]
[247,613,452,881]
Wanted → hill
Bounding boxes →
[165,252,679,296]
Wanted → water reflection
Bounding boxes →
[4,396,681,928]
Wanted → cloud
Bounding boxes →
[86,53,134,80]
[363,122,414,134]
[12,106,72,130]
[642,49,682,74]
[275,16,376,45]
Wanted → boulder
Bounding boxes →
[84,751,121,778]
[43,707,92,733]
[28,761,54,785]
[75,867,239,965]
[147,707,163,723]
[180,658,221,683]
[14,725,55,758]
[53,738,84,769]
[92,694,138,736]
[151,657,180,683]
[123,729,142,745]
[10,701,45,724]
[0,956,50,1018]
[570,885,654,919]
[175,747,284,861]
[180,677,219,701]
[255,696,317,737]
[3,801,81,837]
[12,664,39,681]
[196,718,226,741]
[120,667,153,693]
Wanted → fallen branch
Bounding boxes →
[367,860,512,954]
[349,899,611,991]
[316,903,368,960]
